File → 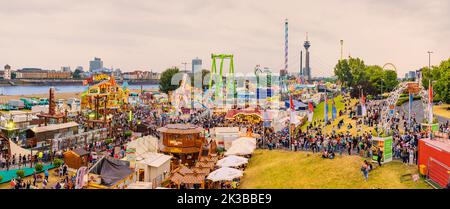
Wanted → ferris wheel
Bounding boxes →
[382,63,397,71]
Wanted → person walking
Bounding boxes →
[408,147,414,165]
[44,169,49,181]
[33,171,37,186]
[377,148,383,167]
[42,178,48,189]
[361,160,369,181]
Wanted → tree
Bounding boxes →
[423,58,450,103]
[334,58,399,98]
[382,70,399,93]
[73,69,83,79]
[35,163,44,172]
[334,59,353,88]
[159,67,180,94]
[11,72,17,79]
[365,65,384,95]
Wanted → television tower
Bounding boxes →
[303,32,311,82]
[300,50,303,78]
[284,18,288,72]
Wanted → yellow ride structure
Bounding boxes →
[81,74,130,112]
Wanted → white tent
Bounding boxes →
[224,145,254,156]
[207,167,244,182]
[231,137,257,150]
[216,155,248,168]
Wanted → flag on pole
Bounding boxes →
[308,101,314,122]
[409,93,413,128]
[324,94,328,122]
[308,101,314,112]
[332,98,337,120]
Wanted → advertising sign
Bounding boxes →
[372,136,393,163]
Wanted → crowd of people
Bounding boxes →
[1,90,449,188]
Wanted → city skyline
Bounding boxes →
[0,0,449,76]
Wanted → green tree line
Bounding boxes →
[334,57,399,98]
[420,58,450,103]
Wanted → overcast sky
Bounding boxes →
[0,0,448,77]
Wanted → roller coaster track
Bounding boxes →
[380,81,430,133]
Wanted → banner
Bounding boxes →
[331,99,337,120]
[290,110,300,125]
[75,166,88,189]
[409,93,413,127]
[308,112,313,122]
[361,92,367,116]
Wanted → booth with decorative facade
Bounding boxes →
[157,124,205,166]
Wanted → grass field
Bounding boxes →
[434,104,450,119]
[300,95,376,135]
[301,95,346,129]
[240,150,431,189]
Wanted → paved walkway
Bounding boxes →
[0,163,55,184]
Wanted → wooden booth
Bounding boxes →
[63,148,89,169]
[26,122,79,148]
[157,124,205,166]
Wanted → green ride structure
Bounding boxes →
[209,54,237,106]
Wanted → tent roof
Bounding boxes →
[285,100,308,108]
[31,122,79,134]
[225,109,262,120]
[72,148,89,156]
[157,123,203,134]
[137,152,172,167]
[89,157,133,187]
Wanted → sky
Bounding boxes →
[0,0,449,77]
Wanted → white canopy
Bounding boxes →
[216,155,249,168]
[207,167,244,182]
[231,137,257,150]
[224,145,254,156]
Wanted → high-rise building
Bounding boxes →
[4,64,11,80]
[192,57,202,73]
[61,66,71,72]
[303,33,312,82]
[89,57,103,72]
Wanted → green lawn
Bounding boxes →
[240,150,431,189]
[301,95,346,129]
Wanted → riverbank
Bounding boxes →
[0,79,159,86]
[0,92,81,103]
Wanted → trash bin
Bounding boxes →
[419,164,427,176]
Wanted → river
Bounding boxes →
[0,85,159,95]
